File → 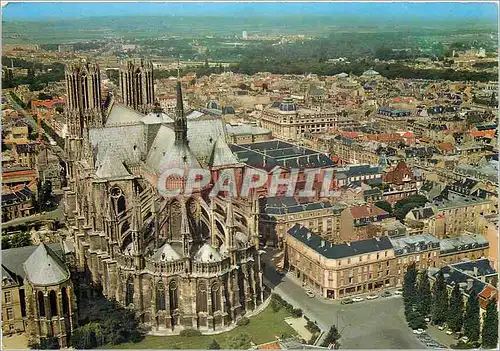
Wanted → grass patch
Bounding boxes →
[107,305,296,349]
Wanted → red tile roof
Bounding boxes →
[438,142,455,152]
[478,285,497,309]
[350,204,388,219]
[257,342,281,350]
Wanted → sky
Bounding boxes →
[2,1,498,21]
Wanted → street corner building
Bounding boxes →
[60,59,265,335]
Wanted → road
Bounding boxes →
[262,249,426,349]
[5,92,67,160]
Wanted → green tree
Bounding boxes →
[321,325,341,347]
[463,293,480,342]
[208,339,221,350]
[10,231,32,248]
[481,299,498,349]
[447,283,464,332]
[228,333,252,349]
[29,335,60,349]
[375,200,392,214]
[403,263,418,313]
[431,271,449,326]
[417,270,432,317]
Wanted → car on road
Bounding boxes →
[445,330,453,335]
[341,298,354,305]
[306,290,315,298]
[381,291,392,297]
[413,329,424,335]
[366,294,378,300]
[438,325,445,331]
[352,296,364,302]
[394,289,403,295]
[417,328,425,334]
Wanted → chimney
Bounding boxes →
[306,232,311,240]
[466,278,474,291]
[473,266,478,276]
[320,240,325,248]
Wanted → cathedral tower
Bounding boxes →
[65,60,103,137]
[119,59,155,114]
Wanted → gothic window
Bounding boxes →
[211,283,221,313]
[110,187,126,215]
[49,290,58,316]
[169,281,178,311]
[197,282,207,312]
[117,196,126,214]
[169,201,182,240]
[38,291,45,317]
[126,277,134,306]
[61,287,70,315]
[156,281,166,312]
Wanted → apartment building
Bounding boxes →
[260,97,339,140]
[286,224,396,300]
[339,203,390,242]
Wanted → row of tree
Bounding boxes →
[403,263,498,348]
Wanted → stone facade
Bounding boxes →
[62,60,264,333]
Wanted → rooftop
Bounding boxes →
[288,224,393,259]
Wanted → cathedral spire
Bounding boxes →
[174,64,187,144]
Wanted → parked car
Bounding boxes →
[366,294,378,300]
[306,290,315,298]
[424,317,430,322]
[417,328,425,334]
[445,330,453,335]
[460,336,469,343]
[453,332,463,340]
[438,325,446,331]
[413,329,424,335]
[381,291,392,297]
[352,296,364,302]
[394,289,403,295]
[341,298,354,305]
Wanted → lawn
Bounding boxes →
[109,306,296,349]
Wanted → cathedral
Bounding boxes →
[62,59,264,334]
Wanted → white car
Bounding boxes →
[394,289,403,295]
[446,330,453,335]
[366,294,378,300]
[424,317,430,322]
[460,336,469,343]
[438,325,445,331]
[413,329,423,335]
[306,290,315,298]
[352,297,364,302]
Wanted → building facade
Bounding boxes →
[286,224,397,300]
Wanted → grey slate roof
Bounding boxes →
[23,244,70,286]
[288,224,393,259]
[209,136,240,167]
[194,243,222,263]
[95,151,131,179]
[105,103,144,126]
[2,243,64,284]
[142,111,175,124]
[152,242,182,262]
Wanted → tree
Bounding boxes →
[29,335,60,349]
[481,299,498,349]
[417,270,432,317]
[447,283,464,332]
[463,293,480,342]
[10,231,32,248]
[208,339,221,350]
[375,200,392,214]
[228,333,252,350]
[321,325,341,347]
[38,92,53,100]
[431,271,449,326]
[403,263,418,313]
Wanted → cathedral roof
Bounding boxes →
[208,136,240,167]
[153,242,182,262]
[23,244,70,286]
[157,142,202,173]
[142,111,175,124]
[95,151,131,179]
[194,243,222,263]
[105,103,144,126]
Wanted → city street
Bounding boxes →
[262,250,426,349]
